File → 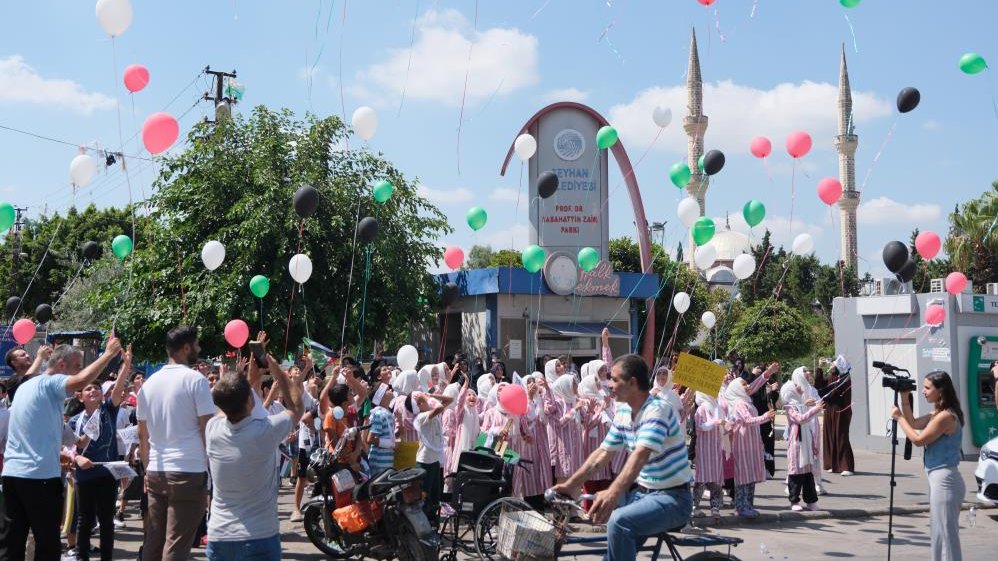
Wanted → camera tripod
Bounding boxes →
[877,361,914,561]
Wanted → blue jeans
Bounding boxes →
[206,534,281,561]
[605,486,692,561]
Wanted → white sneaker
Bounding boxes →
[841,471,854,476]
[816,485,827,495]
[113,517,125,528]
[791,503,804,512]
[61,553,79,561]
[826,468,834,473]
[784,485,789,496]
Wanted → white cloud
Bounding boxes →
[857,196,941,225]
[489,187,525,203]
[543,87,589,103]
[0,55,115,115]
[355,8,539,107]
[482,223,530,250]
[922,119,940,131]
[711,212,824,250]
[608,80,892,156]
[417,185,474,205]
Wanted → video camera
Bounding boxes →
[875,361,917,392]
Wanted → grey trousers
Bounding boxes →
[927,466,964,561]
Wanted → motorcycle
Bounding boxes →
[302,423,439,560]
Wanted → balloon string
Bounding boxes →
[340,198,363,349]
[337,0,349,145]
[397,0,421,117]
[455,0,479,175]
[53,263,86,309]
[713,8,727,43]
[438,307,449,363]
[358,246,372,359]
[3,222,63,335]
[750,0,759,18]
[285,220,306,355]
[788,158,797,244]
[176,249,187,324]
[110,37,138,301]
[859,118,897,192]
[530,0,552,20]
[259,298,264,333]
[843,13,859,54]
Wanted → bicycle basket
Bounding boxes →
[496,503,556,560]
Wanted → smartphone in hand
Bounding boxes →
[248,341,267,368]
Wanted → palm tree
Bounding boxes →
[945,182,998,290]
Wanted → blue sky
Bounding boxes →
[1,0,995,280]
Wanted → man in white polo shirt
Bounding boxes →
[137,326,215,561]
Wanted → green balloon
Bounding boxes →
[596,126,618,149]
[959,52,987,75]
[521,245,546,273]
[743,200,766,227]
[691,217,715,246]
[249,275,270,298]
[111,235,132,260]
[372,180,394,203]
[669,162,691,189]
[578,247,599,272]
[0,202,14,230]
[697,155,705,171]
[839,0,861,7]
[466,207,488,231]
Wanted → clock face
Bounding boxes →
[544,253,579,295]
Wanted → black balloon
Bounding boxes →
[441,282,460,307]
[357,216,379,243]
[703,149,726,176]
[896,87,921,114]
[5,296,21,317]
[896,259,916,283]
[882,241,909,273]
[293,186,320,218]
[35,303,53,323]
[81,241,100,261]
[537,171,559,199]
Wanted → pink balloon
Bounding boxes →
[443,246,464,271]
[914,231,941,260]
[224,319,250,348]
[142,112,179,155]
[786,131,812,158]
[817,177,843,205]
[696,0,716,5]
[749,136,772,159]
[499,384,528,416]
[12,319,36,345]
[924,304,946,326]
[945,272,968,295]
[123,64,149,93]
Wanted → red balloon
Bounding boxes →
[142,112,179,155]
[924,304,945,326]
[696,0,717,5]
[499,384,528,416]
[12,319,36,345]
[224,319,250,348]
[817,177,843,205]
[914,231,941,260]
[749,136,771,158]
[786,131,812,158]
[443,246,464,271]
[123,64,150,93]
[945,272,968,295]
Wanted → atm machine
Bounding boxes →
[967,336,998,447]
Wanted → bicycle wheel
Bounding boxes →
[474,497,533,560]
[683,551,742,561]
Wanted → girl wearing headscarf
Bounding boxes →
[416,365,432,393]
[548,374,587,481]
[596,333,627,477]
[392,370,420,442]
[509,376,554,504]
[724,378,777,517]
[693,391,727,518]
[578,373,613,507]
[783,368,825,511]
[441,376,474,475]
[475,373,496,415]
[815,355,855,474]
[543,359,566,464]
[781,367,825,494]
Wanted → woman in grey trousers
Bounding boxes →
[890,370,965,561]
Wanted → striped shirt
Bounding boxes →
[368,406,395,472]
[602,395,691,489]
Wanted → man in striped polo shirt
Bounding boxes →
[552,354,693,561]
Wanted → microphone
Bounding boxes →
[873,361,898,372]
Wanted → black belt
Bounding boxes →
[631,482,690,494]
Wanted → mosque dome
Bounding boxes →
[709,223,754,263]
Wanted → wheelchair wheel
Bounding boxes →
[683,552,742,561]
[474,497,533,560]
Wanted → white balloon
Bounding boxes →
[514,133,537,161]
[397,344,418,371]
[201,240,225,271]
[792,233,814,256]
[677,198,701,227]
[351,106,378,141]
[701,311,716,329]
[732,253,756,280]
[288,253,313,283]
[69,154,97,187]
[652,106,672,128]
[694,244,716,270]
[95,0,133,37]
[673,292,691,314]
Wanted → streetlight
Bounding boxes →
[649,221,667,248]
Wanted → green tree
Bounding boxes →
[727,300,813,363]
[465,245,493,269]
[909,228,952,293]
[65,107,450,359]
[489,249,522,268]
[945,182,997,291]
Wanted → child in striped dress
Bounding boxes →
[579,373,613,506]
[543,359,566,468]
[724,376,777,517]
[693,391,727,518]
[547,375,587,480]
[520,374,553,507]
[392,370,420,443]
[366,383,397,475]
[784,369,825,511]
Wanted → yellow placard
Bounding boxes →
[672,352,726,396]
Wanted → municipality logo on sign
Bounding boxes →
[553,129,585,161]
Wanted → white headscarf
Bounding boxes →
[476,373,495,401]
[792,366,818,401]
[551,375,577,408]
[780,367,806,409]
[394,369,419,395]
[653,366,673,392]
[523,372,546,422]
[442,382,461,409]
[579,362,591,383]
[590,360,608,380]
[723,379,751,406]
[578,374,601,399]
[417,366,432,392]
[544,359,561,384]
[833,355,851,374]
[695,391,720,419]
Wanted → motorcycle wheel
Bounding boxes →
[302,505,354,559]
[394,521,437,561]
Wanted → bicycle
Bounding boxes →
[474,489,743,560]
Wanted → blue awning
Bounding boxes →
[539,322,630,338]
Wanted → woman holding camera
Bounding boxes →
[890,371,965,561]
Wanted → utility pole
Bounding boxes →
[10,206,26,294]
[202,66,238,123]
